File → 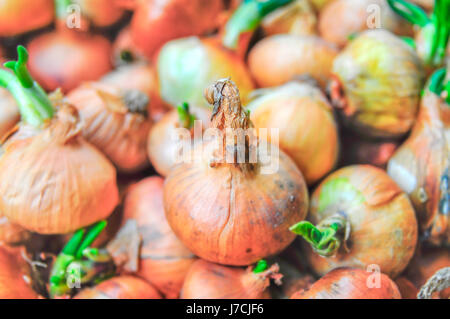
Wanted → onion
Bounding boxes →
[67,82,152,173]
[0,0,53,37]
[291,268,401,299]
[181,259,282,299]
[319,0,412,48]
[101,62,169,123]
[308,0,334,11]
[0,245,39,298]
[261,0,317,36]
[0,87,20,140]
[147,104,211,177]
[248,34,338,89]
[387,68,449,246]
[0,46,119,234]
[130,0,224,59]
[164,79,309,266]
[247,81,339,185]
[112,27,147,66]
[0,215,30,245]
[74,275,161,299]
[75,0,125,28]
[330,29,424,138]
[291,165,418,278]
[395,277,419,299]
[107,176,197,299]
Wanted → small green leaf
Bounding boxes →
[253,260,268,273]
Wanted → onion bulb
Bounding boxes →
[330,29,424,138]
[0,215,30,246]
[291,165,418,278]
[75,275,161,299]
[0,0,53,37]
[67,82,152,173]
[246,81,339,185]
[147,103,211,177]
[181,259,282,299]
[319,0,412,48]
[395,277,419,299]
[0,245,39,298]
[291,268,401,299]
[107,176,197,299]
[0,86,20,140]
[387,68,449,246]
[164,79,309,266]
[0,46,119,234]
[248,34,338,89]
[112,27,147,66]
[75,0,125,28]
[130,0,224,59]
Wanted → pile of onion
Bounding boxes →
[164,78,309,266]
[246,81,339,185]
[27,0,113,92]
[291,268,401,299]
[75,275,161,299]
[147,103,210,177]
[0,46,119,234]
[248,34,338,89]
[291,165,418,278]
[330,29,424,138]
[318,0,412,48]
[181,259,282,299]
[0,0,53,37]
[107,177,197,299]
[67,81,152,173]
[387,67,449,246]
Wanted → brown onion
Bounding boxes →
[247,81,339,185]
[248,34,338,89]
[291,165,418,278]
[0,245,39,298]
[107,176,197,299]
[74,275,161,299]
[164,79,309,266]
[291,268,401,299]
[319,0,412,48]
[181,259,282,299]
[67,82,152,173]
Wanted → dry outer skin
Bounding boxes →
[248,34,338,89]
[67,82,151,173]
[331,29,424,138]
[164,79,309,266]
[388,91,449,246]
[291,268,401,299]
[318,0,412,48]
[0,215,30,245]
[181,259,281,299]
[0,105,119,234]
[247,81,339,185]
[75,275,161,299]
[0,88,20,140]
[28,30,112,92]
[304,165,418,278]
[0,245,38,298]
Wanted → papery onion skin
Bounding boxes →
[248,34,338,89]
[331,29,424,138]
[0,105,119,234]
[247,81,339,185]
[303,165,418,278]
[74,275,161,299]
[27,31,112,92]
[131,0,224,59]
[67,82,151,173]
[291,268,401,299]
[181,259,277,299]
[0,88,20,140]
[147,108,210,177]
[261,0,317,36]
[387,85,449,246]
[157,37,255,109]
[164,79,309,266]
[118,177,197,299]
[76,0,125,28]
[0,245,39,298]
[318,0,412,48]
[0,0,53,37]
[0,215,30,246]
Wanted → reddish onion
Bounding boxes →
[181,259,282,299]
[291,268,401,299]
[107,176,197,299]
[76,0,125,28]
[0,215,30,246]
